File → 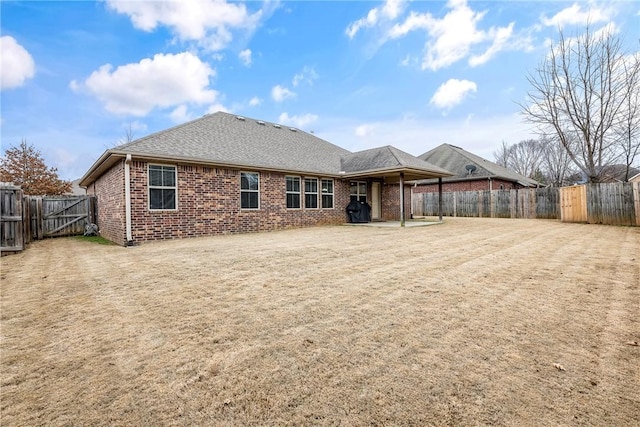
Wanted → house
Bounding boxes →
[412,143,541,193]
[630,172,640,183]
[80,112,452,246]
[68,179,87,196]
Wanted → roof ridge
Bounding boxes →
[386,145,403,166]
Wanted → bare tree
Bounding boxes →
[108,123,136,149]
[506,139,544,178]
[494,139,544,179]
[521,25,638,182]
[614,52,640,181]
[493,140,511,168]
[540,134,576,187]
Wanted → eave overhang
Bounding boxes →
[79,150,349,188]
[341,167,453,183]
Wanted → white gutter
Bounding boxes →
[124,154,133,245]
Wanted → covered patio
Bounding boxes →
[340,146,453,226]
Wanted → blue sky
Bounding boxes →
[2,0,639,180]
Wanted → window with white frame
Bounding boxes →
[241,172,259,209]
[321,179,334,209]
[304,178,318,209]
[148,165,177,210]
[286,176,301,209]
[350,181,367,202]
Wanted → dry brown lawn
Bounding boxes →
[1,218,639,426]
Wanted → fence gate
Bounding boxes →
[36,196,96,238]
[560,185,587,223]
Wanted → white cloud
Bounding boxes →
[239,49,252,66]
[469,23,514,67]
[355,124,376,137]
[271,85,296,102]
[278,112,318,129]
[105,0,262,51]
[129,120,147,132]
[78,52,218,116]
[430,79,477,110]
[0,36,35,90]
[205,103,230,114]
[357,0,521,70]
[249,96,262,106]
[292,66,318,87]
[346,0,405,39]
[169,105,195,123]
[541,3,614,28]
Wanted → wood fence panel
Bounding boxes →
[1,184,24,254]
[586,183,635,226]
[560,185,587,222]
[480,191,491,217]
[493,190,511,218]
[22,196,32,245]
[634,182,640,226]
[536,188,560,219]
[456,191,479,217]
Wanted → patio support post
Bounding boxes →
[438,177,443,222]
[400,172,405,227]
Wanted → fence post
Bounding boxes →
[634,182,640,226]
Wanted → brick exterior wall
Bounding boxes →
[86,160,126,246]
[381,183,411,221]
[412,178,523,193]
[125,161,354,244]
[89,160,411,245]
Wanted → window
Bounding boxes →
[286,176,301,209]
[304,178,318,209]
[241,172,259,209]
[321,179,334,209]
[350,181,367,202]
[148,165,176,210]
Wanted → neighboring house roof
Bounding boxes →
[415,143,541,187]
[597,164,640,182]
[630,172,640,183]
[68,179,86,196]
[80,112,451,186]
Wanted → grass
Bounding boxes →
[1,218,639,426]
[73,234,114,245]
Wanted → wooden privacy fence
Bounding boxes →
[412,187,560,220]
[560,183,639,226]
[1,184,24,253]
[1,183,96,255]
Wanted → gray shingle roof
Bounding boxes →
[342,146,452,175]
[81,112,452,186]
[117,112,351,175]
[417,144,540,187]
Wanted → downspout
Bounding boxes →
[399,172,405,227]
[124,154,133,246]
[438,177,443,222]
